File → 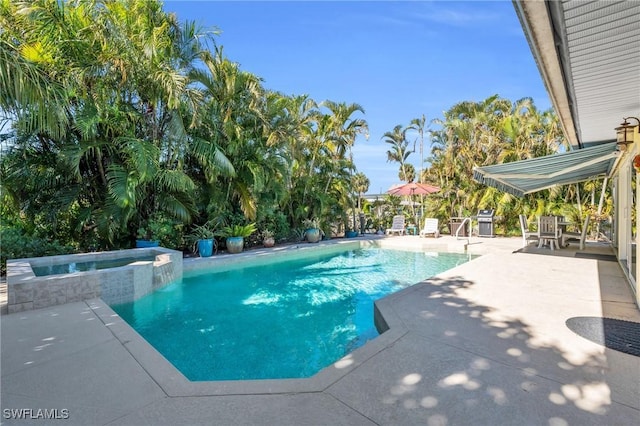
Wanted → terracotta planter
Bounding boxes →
[226,236,244,254]
[263,237,275,248]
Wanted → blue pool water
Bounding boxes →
[110,248,474,381]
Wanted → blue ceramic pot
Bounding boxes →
[197,239,214,257]
[136,240,159,248]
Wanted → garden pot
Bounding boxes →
[263,237,275,248]
[197,239,214,257]
[226,236,244,254]
[305,228,321,243]
[136,239,159,248]
[345,230,359,238]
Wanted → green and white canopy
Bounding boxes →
[473,143,619,197]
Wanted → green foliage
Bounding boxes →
[1,226,75,275]
[0,0,372,250]
[2,0,606,246]
[187,220,220,241]
[302,217,320,229]
[290,228,306,242]
[137,213,185,249]
[257,211,290,241]
[219,223,257,238]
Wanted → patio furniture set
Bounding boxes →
[519,214,590,250]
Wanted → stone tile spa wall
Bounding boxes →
[6,248,183,313]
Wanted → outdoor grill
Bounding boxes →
[477,209,495,237]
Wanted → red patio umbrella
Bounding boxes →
[387,182,440,196]
[387,182,440,228]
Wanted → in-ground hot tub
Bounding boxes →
[6,247,183,313]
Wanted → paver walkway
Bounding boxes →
[2,237,639,425]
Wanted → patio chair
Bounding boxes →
[519,214,539,248]
[419,218,440,238]
[561,215,590,250]
[385,215,406,236]
[538,215,561,250]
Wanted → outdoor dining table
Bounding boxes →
[558,221,572,230]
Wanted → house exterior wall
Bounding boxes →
[614,127,640,308]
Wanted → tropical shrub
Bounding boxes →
[136,213,185,250]
[1,226,75,275]
[219,223,257,238]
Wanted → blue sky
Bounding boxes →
[164,0,551,194]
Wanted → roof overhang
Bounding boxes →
[513,1,640,149]
[473,143,620,197]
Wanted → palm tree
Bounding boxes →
[0,0,223,246]
[423,95,569,233]
[408,114,428,183]
[316,101,368,195]
[399,163,416,183]
[266,93,318,225]
[320,100,369,158]
[352,172,370,210]
[383,124,413,183]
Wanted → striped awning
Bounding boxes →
[473,143,619,197]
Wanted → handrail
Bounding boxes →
[456,217,472,244]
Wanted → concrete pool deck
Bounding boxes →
[1,236,639,425]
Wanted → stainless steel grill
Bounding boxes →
[477,209,495,238]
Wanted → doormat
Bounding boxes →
[566,317,640,357]
[574,253,618,262]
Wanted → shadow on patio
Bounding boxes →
[328,268,640,425]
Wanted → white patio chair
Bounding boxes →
[519,214,539,248]
[561,215,591,250]
[385,215,406,236]
[419,218,440,238]
[538,215,561,250]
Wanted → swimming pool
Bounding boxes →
[110,247,474,381]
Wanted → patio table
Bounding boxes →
[558,221,572,230]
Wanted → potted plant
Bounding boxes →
[219,223,257,254]
[344,212,359,238]
[136,214,166,247]
[187,220,219,257]
[302,218,321,243]
[345,229,359,238]
[136,213,185,249]
[261,229,275,248]
[136,227,160,248]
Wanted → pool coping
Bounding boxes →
[91,237,470,396]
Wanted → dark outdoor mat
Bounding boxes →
[566,317,640,357]
[574,253,618,262]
